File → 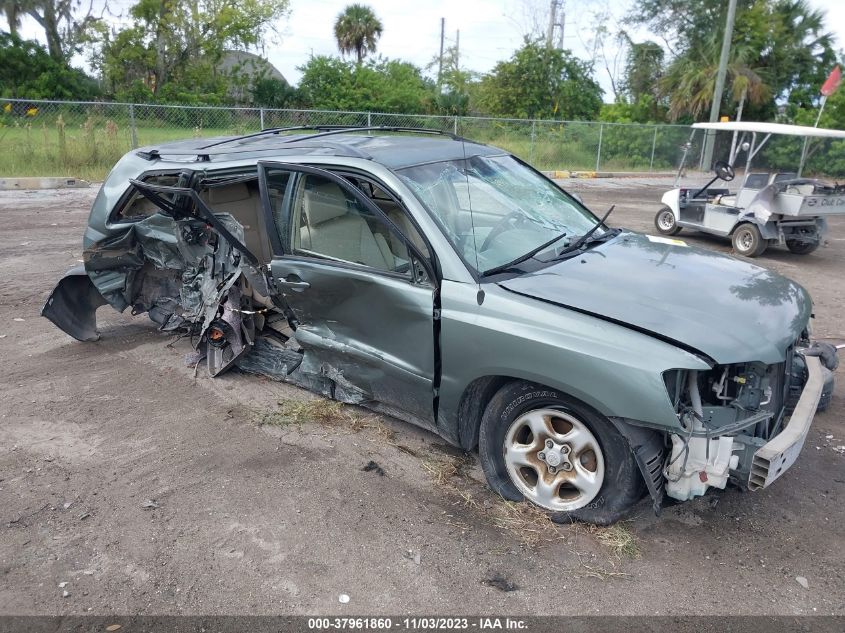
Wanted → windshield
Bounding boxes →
[397,155,601,274]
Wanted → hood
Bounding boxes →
[498,232,811,365]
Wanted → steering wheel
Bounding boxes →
[480,211,527,252]
[714,160,735,182]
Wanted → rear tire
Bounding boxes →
[786,240,819,255]
[732,223,767,257]
[654,206,682,235]
[478,381,645,525]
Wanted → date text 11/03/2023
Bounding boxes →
[307,617,528,630]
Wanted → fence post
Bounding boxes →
[650,127,658,172]
[595,123,604,172]
[454,116,458,135]
[260,108,265,130]
[530,120,537,164]
[367,112,372,127]
[129,103,138,149]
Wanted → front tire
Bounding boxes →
[478,381,646,525]
[654,206,682,235]
[732,223,767,257]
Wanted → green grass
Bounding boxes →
[0,112,670,180]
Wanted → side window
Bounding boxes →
[115,173,181,220]
[262,168,292,242]
[291,173,413,277]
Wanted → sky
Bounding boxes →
[14,0,845,101]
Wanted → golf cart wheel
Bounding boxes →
[786,240,819,255]
[732,223,767,257]
[478,381,645,525]
[654,206,682,235]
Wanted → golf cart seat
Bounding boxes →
[744,173,770,189]
[714,193,738,207]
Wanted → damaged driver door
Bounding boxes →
[258,162,438,429]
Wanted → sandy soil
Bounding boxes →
[0,178,842,616]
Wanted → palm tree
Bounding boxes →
[660,37,769,121]
[333,4,383,64]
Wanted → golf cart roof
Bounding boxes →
[692,121,845,139]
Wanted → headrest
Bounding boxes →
[207,182,251,204]
[304,181,349,225]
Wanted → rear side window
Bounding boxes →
[115,174,182,220]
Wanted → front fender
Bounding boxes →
[660,188,681,214]
[437,281,709,441]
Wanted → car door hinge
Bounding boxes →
[433,308,441,320]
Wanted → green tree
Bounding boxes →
[476,39,603,120]
[94,0,289,101]
[297,55,430,113]
[3,0,100,61]
[629,0,835,120]
[623,41,663,103]
[659,36,769,121]
[426,43,477,115]
[251,76,298,108]
[0,33,100,98]
[333,4,383,64]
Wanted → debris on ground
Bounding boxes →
[481,573,519,592]
[338,594,350,604]
[796,576,809,589]
[362,460,385,476]
[403,549,421,565]
[141,499,159,509]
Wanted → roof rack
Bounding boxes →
[199,125,316,149]
[136,125,470,162]
[200,125,465,150]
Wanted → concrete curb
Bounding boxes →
[0,177,90,190]
[543,170,676,179]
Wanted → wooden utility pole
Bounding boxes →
[455,29,460,69]
[437,17,445,92]
[546,0,557,48]
[556,1,565,49]
[702,0,737,170]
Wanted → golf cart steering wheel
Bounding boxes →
[714,160,735,182]
[480,211,527,251]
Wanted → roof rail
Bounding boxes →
[136,125,470,162]
[198,125,316,149]
[199,124,465,150]
[287,125,466,143]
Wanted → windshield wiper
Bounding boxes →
[550,205,616,259]
[480,230,569,277]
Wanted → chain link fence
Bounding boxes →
[3,98,842,181]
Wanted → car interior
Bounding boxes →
[119,170,430,277]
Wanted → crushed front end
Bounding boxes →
[661,340,837,501]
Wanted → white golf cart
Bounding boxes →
[654,121,845,257]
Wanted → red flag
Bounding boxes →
[821,65,841,97]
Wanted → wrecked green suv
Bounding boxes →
[43,127,838,524]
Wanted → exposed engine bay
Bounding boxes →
[662,348,837,501]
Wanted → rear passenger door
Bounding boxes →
[257,162,438,429]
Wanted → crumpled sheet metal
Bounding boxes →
[84,212,247,332]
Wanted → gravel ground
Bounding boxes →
[0,177,843,616]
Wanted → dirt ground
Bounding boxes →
[0,177,843,616]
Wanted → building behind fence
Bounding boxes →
[2,98,844,181]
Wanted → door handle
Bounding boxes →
[277,277,310,291]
